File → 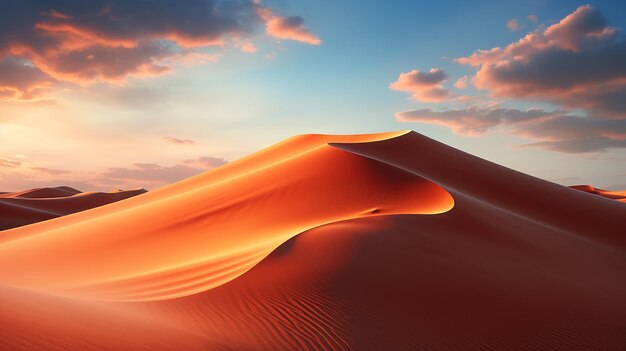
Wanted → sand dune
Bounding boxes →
[0,186,82,199]
[0,187,147,231]
[570,184,626,203]
[0,132,453,300]
[0,131,624,350]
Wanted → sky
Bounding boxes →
[1,0,626,191]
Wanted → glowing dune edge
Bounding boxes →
[0,131,454,301]
[570,184,626,203]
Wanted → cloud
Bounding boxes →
[391,5,626,153]
[397,106,626,152]
[101,163,203,184]
[454,75,469,89]
[183,156,228,168]
[456,5,626,118]
[389,68,455,102]
[0,171,107,193]
[0,154,228,192]
[507,19,521,32]
[0,58,53,101]
[162,136,195,145]
[528,15,538,23]
[0,158,21,168]
[101,157,227,184]
[0,0,320,100]
[29,166,70,175]
[396,106,559,135]
[228,37,258,53]
[258,7,321,45]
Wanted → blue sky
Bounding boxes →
[1,0,625,190]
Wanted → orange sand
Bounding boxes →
[570,184,626,203]
[0,131,624,350]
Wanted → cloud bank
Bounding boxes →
[0,0,320,102]
[0,155,229,191]
[393,5,626,153]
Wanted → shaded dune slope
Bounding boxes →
[0,187,147,231]
[1,186,82,199]
[0,131,624,350]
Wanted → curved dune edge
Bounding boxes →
[0,131,454,301]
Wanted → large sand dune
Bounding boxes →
[0,131,624,350]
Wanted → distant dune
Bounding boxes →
[0,131,624,350]
[0,186,147,230]
[570,184,626,203]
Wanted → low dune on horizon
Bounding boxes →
[569,184,626,203]
[0,131,625,350]
[0,186,147,231]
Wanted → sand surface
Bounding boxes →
[570,184,626,203]
[0,131,624,350]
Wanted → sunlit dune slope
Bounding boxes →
[0,187,147,231]
[0,131,453,301]
[570,184,626,203]
[0,131,624,350]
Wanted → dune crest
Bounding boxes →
[0,131,453,301]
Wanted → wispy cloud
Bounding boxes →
[397,106,626,152]
[507,19,521,32]
[0,155,228,192]
[183,156,228,168]
[162,137,195,145]
[0,158,21,168]
[29,166,70,175]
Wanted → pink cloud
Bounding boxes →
[0,58,53,102]
[240,42,258,53]
[507,19,521,32]
[0,0,319,97]
[29,167,70,175]
[391,5,625,153]
[162,137,195,145]
[258,8,321,45]
[0,158,21,168]
[456,5,626,119]
[454,75,470,89]
[0,154,228,192]
[101,158,225,185]
[389,68,455,102]
[183,156,228,168]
